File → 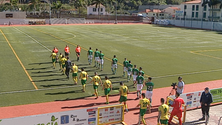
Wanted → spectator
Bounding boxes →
[176,76,184,94]
[199,87,213,122]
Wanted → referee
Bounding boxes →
[199,87,213,122]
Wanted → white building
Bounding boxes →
[87,4,108,15]
[179,0,222,21]
[164,7,180,18]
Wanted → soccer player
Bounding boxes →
[111,55,118,75]
[132,65,139,87]
[87,47,93,65]
[139,67,145,76]
[126,61,133,82]
[119,82,129,112]
[50,50,57,69]
[61,55,67,75]
[123,58,129,77]
[157,98,169,125]
[90,72,102,99]
[79,68,88,92]
[136,72,144,99]
[65,57,72,79]
[75,45,81,61]
[71,63,78,84]
[64,45,70,57]
[99,51,104,71]
[94,48,100,68]
[136,93,151,125]
[145,77,154,105]
[168,92,185,125]
[103,76,112,104]
[58,53,63,70]
[53,47,59,54]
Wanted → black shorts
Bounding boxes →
[65,52,70,56]
[76,52,80,56]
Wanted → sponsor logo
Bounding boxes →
[115,118,121,121]
[116,110,120,113]
[35,115,58,125]
[105,108,109,111]
[110,111,114,114]
[61,115,69,124]
[115,114,121,117]
[109,118,114,121]
[88,115,96,118]
[88,111,96,115]
[109,115,114,117]
[87,108,97,112]
[110,107,114,111]
[77,118,87,122]
[88,118,96,125]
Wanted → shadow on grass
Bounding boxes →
[74,63,89,66]
[28,62,52,65]
[31,70,58,74]
[33,78,67,82]
[32,74,62,77]
[26,66,52,70]
[45,90,83,95]
[40,83,74,87]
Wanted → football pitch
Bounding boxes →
[0,24,222,107]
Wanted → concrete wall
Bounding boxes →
[168,19,222,31]
[0,12,26,19]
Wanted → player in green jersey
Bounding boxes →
[144,77,154,105]
[139,67,145,76]
[126,61,133,82]
[111,55,118,75]
[94,48,100,68]
[123,58,129,77]
[136,72,145,99]
[132,65,139,88]
[99,51,104,71]
[87,47,93,65]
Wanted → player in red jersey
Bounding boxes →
[168,92,185,125]
[75,45,81,61]
[64,45,70,57]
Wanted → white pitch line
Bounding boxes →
[0,84,93,95]
[14,27,52,52]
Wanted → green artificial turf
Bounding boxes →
[0,24,222,107]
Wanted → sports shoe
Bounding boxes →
[199,117,205,121]
[125,109,129,112]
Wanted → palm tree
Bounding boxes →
[91,0,106,17]
[202,0,221,21]
[52,0,62,18]
[74,0,86,17]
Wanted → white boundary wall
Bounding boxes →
[167,19,222,31]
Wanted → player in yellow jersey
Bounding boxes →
[90,72,102,99]
[158,98,169,125]
[71,63,78,84]
[58,53,63,70]
[119,82,129,112]
[136,93,151,125]
[79,68,88,92]
[103,76,112,104]
[50,51,57,69]
[61,55,67,75]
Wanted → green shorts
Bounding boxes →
[72,73,78,77]
[81,79,87,85]
[93,85,98,90]
[119,96,127,102]
[52,59,56,63]
[59,61,61,65]
[104,88,111,95]
[140,109,147,116]
[62,64,66,68]
[160,119,168,124]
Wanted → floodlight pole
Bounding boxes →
[49,3,51,25]
[114,1,117,24]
